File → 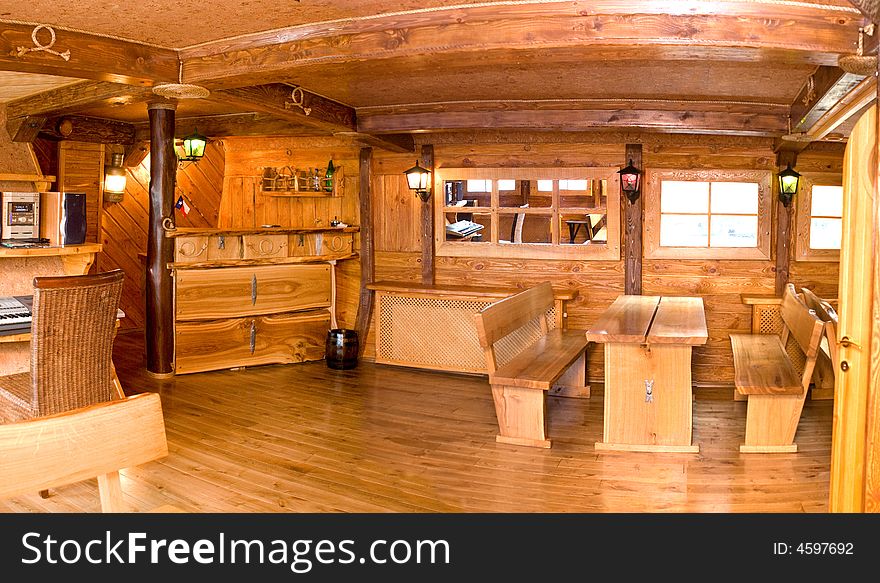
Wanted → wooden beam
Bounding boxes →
[137,113,326,141]
[774,151,796,296]
[357,107,788,137]
[0,21,177,85]
[181,2,861,87]
[5,115,47,143]
[808,74,877,140]
[145,102,177,377]
[38,116,136,145]
[790,66,866,133]
[847,0,880,23]
[124,141,150,168]
[333,132,414,154]
[354,147,374,358]
[211,84,356,134]
[420,144,435,286]
[624,144,642,295]
[5,81,152,120]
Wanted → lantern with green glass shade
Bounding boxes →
[777,164,801,207]
[179,129,208,163]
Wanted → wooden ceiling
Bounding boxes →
[0,0,876,151]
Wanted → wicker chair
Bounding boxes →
[0,269,124,424]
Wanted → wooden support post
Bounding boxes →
[420,144,435,285]
[775,151,796,296]
[624,143,643,295]
[145,101,177,378]
[354,147,374,357]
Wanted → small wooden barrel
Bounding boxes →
[325,329,358,369]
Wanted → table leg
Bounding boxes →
[567,222,579,244]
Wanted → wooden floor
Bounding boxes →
[1,331,834,513]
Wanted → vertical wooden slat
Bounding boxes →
[624,143,643,295]
[420,144,435,285]
[145,102,176,377]
[355,147,374,356]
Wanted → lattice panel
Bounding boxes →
[376,293,556,373]
[785,335,808,380]
[755,304,784,335]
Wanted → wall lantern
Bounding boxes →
[179,129,208,163]
[103,152,127,203]
[777,163,801,207]
[618,159,642,203]
[404,160,432,202]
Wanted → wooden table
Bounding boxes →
[586,295,708,453]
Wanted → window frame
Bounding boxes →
[434,167,621,260]
[795,173,842,262]
[644,168,773,260]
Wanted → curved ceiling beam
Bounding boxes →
[180,1,862,88]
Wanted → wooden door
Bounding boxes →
[829,104,880,512]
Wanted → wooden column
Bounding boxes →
[624,143,643,295]
[145,101,177,377]
[420,144,435,285]
[355,147,374,357]
[774,151,796,296]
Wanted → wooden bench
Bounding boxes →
[473,282,590,448]
[730,283,825,453]
[0,392,170,512]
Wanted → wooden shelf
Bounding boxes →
[165,226,358,238]
[0,173,56,183]
[259,165,343,198]
[169,252,357,270]
[0,243,102,258]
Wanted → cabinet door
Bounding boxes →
[175,264,331,320]
[174,310,330,374]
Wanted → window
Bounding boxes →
[644,169,772,260]
[796,175,843,261]
[436,167,620,260]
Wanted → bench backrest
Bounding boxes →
[0,393,168,512]
[779,283,826,390]
[800,286,839,366]
[473,282,555,374]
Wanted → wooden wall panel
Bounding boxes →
[96,142,225,330]
[58,141,103,244]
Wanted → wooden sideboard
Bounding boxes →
[165,227,358,374]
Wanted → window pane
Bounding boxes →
[466,179,491,193]
[711,182,759,214]
[499,180,550,208]
[500,213,551,244]
[445,212,490,243]
[810,218,842,249]
[561,213,606,245]
[661,181,709,213]
[660,214,708,247]
[559,178,603,209]
[710,215,758,247]
[811,185,843,217]
[559,179,589,191]
[537,180,553,192]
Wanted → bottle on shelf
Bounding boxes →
[324,160,335,192]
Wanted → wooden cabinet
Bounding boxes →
[168,227,356,374]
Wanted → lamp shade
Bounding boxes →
[404,160,431,201]
[618,159,642,203]
[103,152,126,201]
[181,130,208,161]
[777,163,801,206]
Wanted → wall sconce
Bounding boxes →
[178,129,208,163]
[777,163,801,207]
[103,152,126,203]
[618,159,642,203]
[404,160,432,202]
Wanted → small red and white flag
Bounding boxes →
[175,195,191,217]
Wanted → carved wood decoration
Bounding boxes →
[624,143,642,295]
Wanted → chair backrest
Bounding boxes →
[473,282,554,374]
[0,393,167,512]
[30,269,124,416]
[779,283,826,390]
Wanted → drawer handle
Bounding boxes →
[645,379,654,403]
[250,321,256,354]
[218,235,225,250]
[251,275,258,305]
[178,240,207,258]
